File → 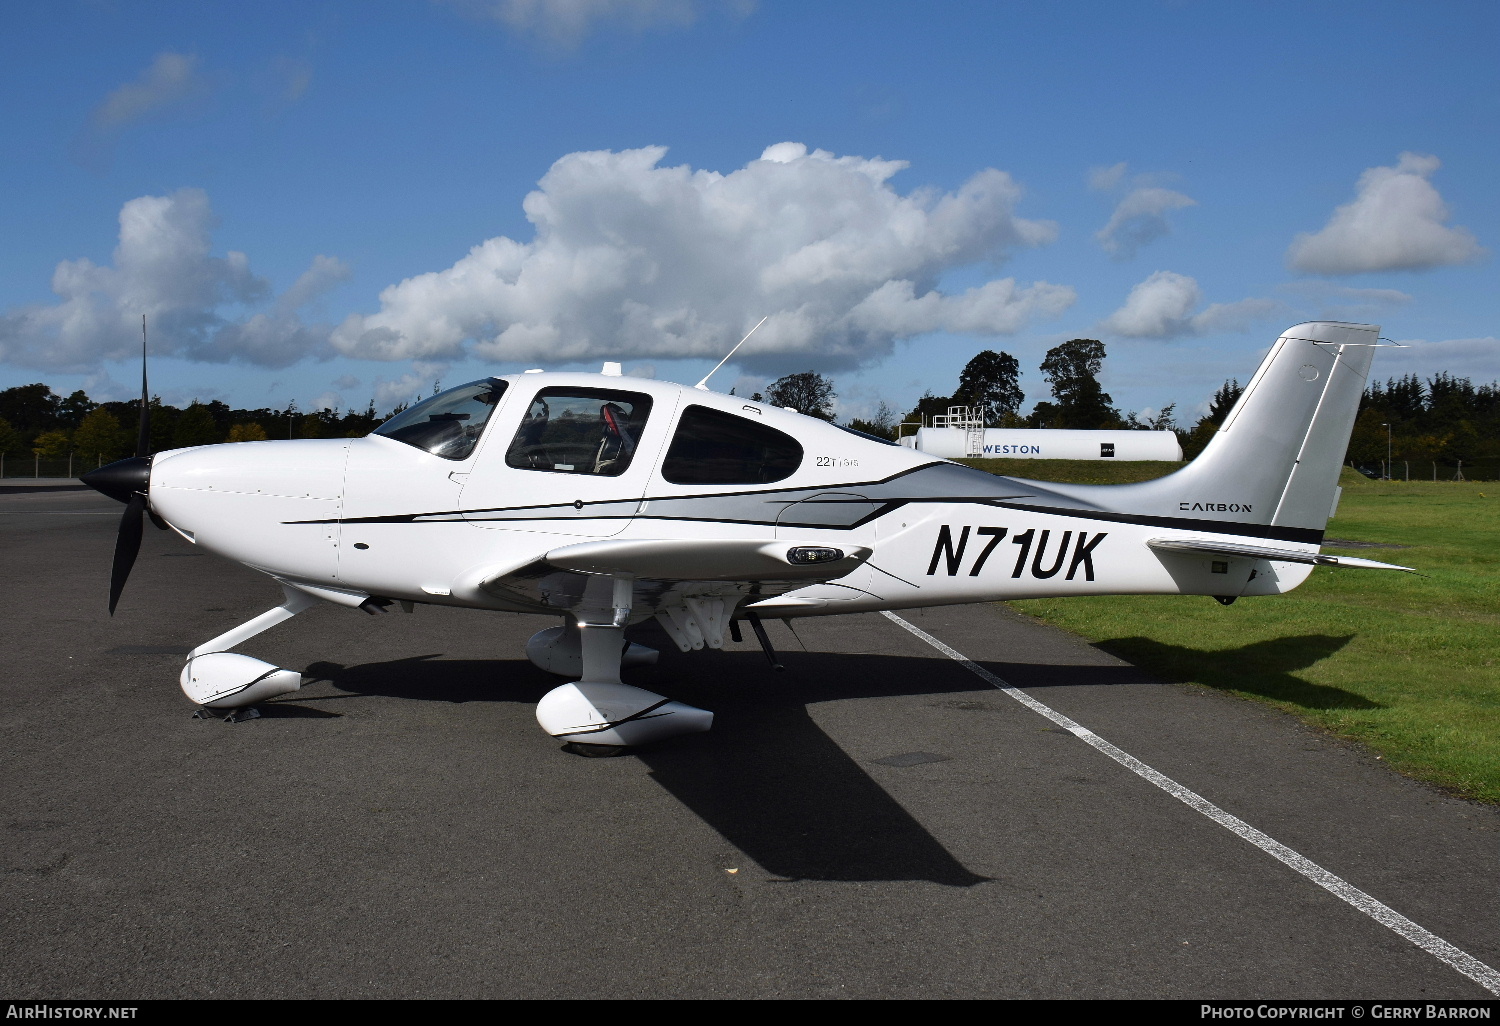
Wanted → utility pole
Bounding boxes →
[1382,423,1392,480]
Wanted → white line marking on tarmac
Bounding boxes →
[881,609,1500,997]
[0,511,119,515]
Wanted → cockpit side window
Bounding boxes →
[373,379,508,461]
[661,405,803,485]
[504,388,653,477]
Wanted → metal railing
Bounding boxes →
[1354,459,1499,482]
[920,406,987,458]
[0,454,111,479]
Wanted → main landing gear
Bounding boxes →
[181,577,715,753]
[530,577,713,755]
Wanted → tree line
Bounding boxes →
[760,338,1500,467]
[0,384,396,463]
[763,339,1187,447]
[2,347,1495,469]
[1345,372,1500,468]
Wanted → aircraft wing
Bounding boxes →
[452,537,874,614]
[1147,537,1416,573]
[539,537,871,581]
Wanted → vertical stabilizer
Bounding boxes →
[1042,322,1378,536]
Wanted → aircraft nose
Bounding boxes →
[81,456,151,504]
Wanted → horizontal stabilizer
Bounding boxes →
[1147,537,1416,573]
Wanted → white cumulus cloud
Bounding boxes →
[447,0,713,47]
[373,363,452,409]
[79,53,209,167]
[1090,162,1196,259]
[267,55,314,104]
[1096,186,1197,260]
[1286,153,1486,274]
[1101,270,1277,338]
[1374,337,1500,383]
[1088,162,1129,192]
[0,189,348,372]
[332,143,1072,372]
[1278,281,1412,322]
[91,52,204,128]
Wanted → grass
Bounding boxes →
[988,465,1500,803]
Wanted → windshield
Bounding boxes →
[373,378,509,460]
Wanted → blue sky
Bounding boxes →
[1,0,1495,423]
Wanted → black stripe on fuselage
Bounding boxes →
[282,461,1324,544]
[286,463,962,525]
[987,502,1323,544]
[291,502,1322,546]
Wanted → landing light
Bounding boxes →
[787,546,844,565]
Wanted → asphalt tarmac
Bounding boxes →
[3,480,1497,999]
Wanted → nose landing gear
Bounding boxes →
[180,584,320,718]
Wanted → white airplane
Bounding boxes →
[85,321,1411,753]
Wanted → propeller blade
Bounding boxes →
[108,492,147,615]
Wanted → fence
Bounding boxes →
[1352,459,1500,482]
[0,454,111,479]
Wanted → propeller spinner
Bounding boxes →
[80,315,154,614]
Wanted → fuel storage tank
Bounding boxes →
[899,428,1182,461]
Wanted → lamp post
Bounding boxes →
[1382,422,1392,480]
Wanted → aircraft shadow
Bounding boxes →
[1090,634,1377,711]
[303,637,1011,886]
[256,703,343,719]
[633,663,992,887]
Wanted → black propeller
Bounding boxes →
[80,315,153,614]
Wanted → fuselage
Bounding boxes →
[145,371,1315,620]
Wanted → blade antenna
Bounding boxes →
[695,316,768,392]
[136,315,150,458]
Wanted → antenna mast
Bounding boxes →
[695,316,768,392]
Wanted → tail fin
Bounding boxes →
[1049,322,1378,536]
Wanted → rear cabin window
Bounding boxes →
[662,405,803,485]
[505,388,653,477]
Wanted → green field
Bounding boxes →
[968,460,1500,804]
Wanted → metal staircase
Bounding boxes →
[931,406,986,458]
